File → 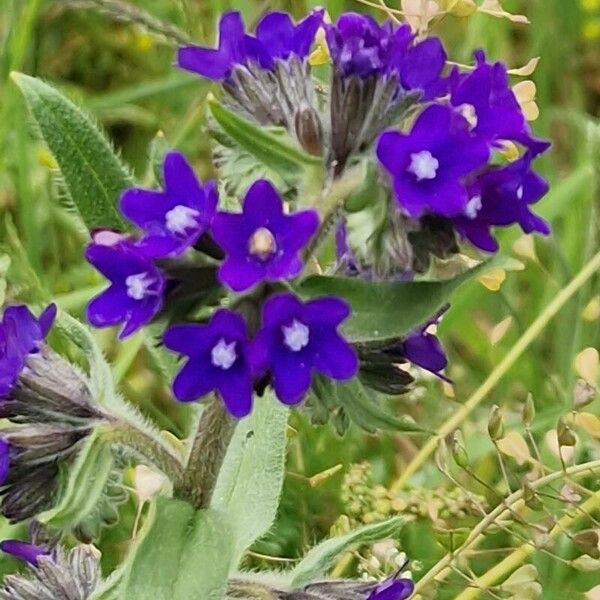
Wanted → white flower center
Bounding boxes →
[211,338,237,370]
[464,195,483,220]
[407,151,439,181]
[457,103,478,129]
[248,227,277,261]
[516,185,524,200]
[125,272,156,301]
[165,205,200,235]
[282,320,310,352]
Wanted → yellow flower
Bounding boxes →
[583,19,600,40]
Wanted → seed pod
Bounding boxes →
[523,393,536,427]
[523,483,544,511]
[451,431,470,468]
[557,417,577,447]
[573,378,597,410]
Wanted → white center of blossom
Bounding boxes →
[464,195,483,219]
[211,338,237,370]
[165,205,200,235]
[282,320,310,352]
[408,151,439,181]
[516,185,524,200]
[457,103,478,129]
[248,227,277,261]
[125,272,156,300]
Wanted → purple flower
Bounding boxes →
[251,293,358,405]
[0,439,9,485]
[212,180,319,292]
[453,153,550,252]
[377,104,490,218]
[450,51,550,156]
[120,151,218,258]
[0,540,50,566]
[86,235,165,339]
[0,304,56,397]
[326,13,446,97]
[178,10,323,81]
[164,310,253,418]
[367,575,415,600]
[401,307,450,382]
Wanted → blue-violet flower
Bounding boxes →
[164,309,254,418]
[178,10,323,81]
[377,104,490,218]
[0,304,56,397]
[120,151,218,258]
[251,293,358,405]
[212,179,319,292]
[0,540,50,566]
[86,235,165,339]
[453,153,550,252]
[450,50,551,156]
[367,573,415,600]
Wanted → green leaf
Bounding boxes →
[11,72,133,231]
[208,94,322,175]
[337,379,424,433]
[38,432,114,530]
[120,497,233,600]
[298,259,500,343]
[289,517,407,588]
[212,391,289,563]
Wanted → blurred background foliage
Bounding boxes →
[1,1,600,598]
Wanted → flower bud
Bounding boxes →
[451,431,470,468]
[487,405,505,441]
[0,544,101,600]
[295,104,323,156]
[523,393,536,427]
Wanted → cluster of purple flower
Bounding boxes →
[0,304,56,483]
[86,153,359,417]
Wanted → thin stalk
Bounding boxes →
[175,396,236,509]
[453,488,600,600]
[392,249,600,492]
[414,459,600,595]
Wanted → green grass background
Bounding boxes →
[0,0,599,598]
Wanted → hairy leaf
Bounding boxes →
[290,517,407,588]
[11,73,133,231]
[298,258,507,343]
[212,391,289,563]
[120,497,233,600]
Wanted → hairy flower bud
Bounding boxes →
[0,544,101,600]
[1,347,110,523]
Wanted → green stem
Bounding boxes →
[100,423,184,485]
[392,249,600,492]
[414,459,600,595]
[453,487,600,600]
[175,396,236,509]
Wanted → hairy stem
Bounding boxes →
[454,487,600,600]
[414,459,600,595]
[101,423,184,485]
[175,396,236,509]
[392,249,600,491]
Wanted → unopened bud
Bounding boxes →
[523,393,536,427]
[451,431,469,468]
[488,405,505,441]
[295,105,323,157]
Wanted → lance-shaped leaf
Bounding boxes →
[37,432,114,530]
[211,391,289,564]
[337,379,424,433]
[298,257,512,343]
[289,517,407,588]
[208,95,322,175]
[11,72,133,231]
[119,497,233,600]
